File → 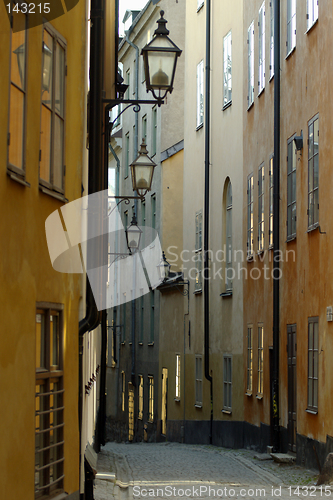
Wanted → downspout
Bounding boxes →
[125,32,139,386]
[203,0,213,445]
[183,284,189,443]
[272,0,280,452]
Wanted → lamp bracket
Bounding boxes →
[104,98,164,133]
[107,194,145,217]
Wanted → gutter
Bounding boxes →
[203,0,213,445]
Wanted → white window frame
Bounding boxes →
[195,355,203,406]
[307,0,318,31]
[308,114,319,229]
[258,164,265,252]
[175,354,181,400]
[148,375,154,422]
[257,325,264,396]
[269,156,274,247]
[258,2,266,94]
[196,60,204,128]
[223,355,232,412]
[247,326,253,393]
[287,0,296,56]
[223,31,232,107]
[226,181,233,291]
[247,174,254,257]
[197,0,204,11]
[287,136,297,239]
[195,211,203,291]
[307,317,319,412]
[138,375,143,419]
[270,0,274,79]
[247,21,254,107]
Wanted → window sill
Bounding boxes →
[223,100,232,111]
[256,394,263,400]
[268,244,274,251]
[305,18,318,35]
[286,46,296,60]
[286,235,296,243]
[39,185,68,203]
[257,249,265,256]
[245,392,252,397]
[121,342,125,346]
[247,255,254,262]
[148,342,154,346]
[194,289,202,295]
[269,74,274,83]
[196,123,203,131]
[306,408,318,415]
[174,398,180,402]
[258,87,265,98]
[220,291,232,298]
[222,409,232,415]
[247,101,254,112]
[307,223,319,233]
[138,342,143,346]
[194,404,202,409]
[129,342,132,345]
[197,2,204,13]
[7,170,31,187]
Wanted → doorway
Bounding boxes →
[287,324,297,452]
[161,368,168,436]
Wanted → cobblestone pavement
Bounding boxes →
[94,442,323,500]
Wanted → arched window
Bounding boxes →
[225,180,232,291]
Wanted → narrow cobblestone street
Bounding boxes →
[94,442,322,500]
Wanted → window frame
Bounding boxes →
[307,0,318,31]
[39,22,67,195]
[196,60,204,129]
[308,114,319,230]
[247,21,254,108]
[148,375,154,422]
[247,326,253,393]
[269,155,274,248]
[247,174,254,258]
[287,135,297,240]
[175,354,181,400]
[258,163,265,252]
[195,355,203,407]
[286,0,296,56]
[257,324,264,396]
[223,355,232,412]
[223,31,232,108]
[195,211,203,291]
[225,180,233,291]
[307,317,319,412]
[152,106,157,156]
[138,375,144,419]
[7,5,28,179]
[258,2,266,94]
[121,371,125,411]
[269,0,274,79]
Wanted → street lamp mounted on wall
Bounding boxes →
[125,213,143,254]
[157,251,171,282]
[130,140,157,197]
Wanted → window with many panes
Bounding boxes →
[8,7,27,177]
[148,376,154,422]
[125,132,129,178]
[142,115,147,145]
[269,156,273,247]
[308,115,319,228]
[138,375,144,419]
[258,164,265,252]
[196,60,204,128]
[258,2,265,94]
[223,356,232,411]
[195,211,203,291]
[287,0,296,55]
[149,290,154,344]
[307,0,318,30]
[270,0,274,79]
[247,22,254,107]
[247,326,253,393]
[287,136,297,239]
[121,371,125,411]
[139,293,144,344]
[195,355,203,406]
[308,317,318,411]
[35,304,64,498]
[223,31,232,107]
[247,174,254,257]
[257,325,264,395]
[39,24,66,194]
[225,180,233,291]
[175,354,181,400]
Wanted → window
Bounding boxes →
[175,354,181,400]
[133,124,136,160]
[122,291,127,344]
[287,137,297,239]
[151,194,156,230]
[195,355,203,406]
[125,132,130,178]
[142,115,147,145]
[121,372,125,411]
[225,180,233,291]
[141,201,146,247]
[258,164,265,252]
[269,156,273,247]
[258,2,265,93]
[223,356,232,411]
[126,69,130,99]
[270,0,274,79]
[197,0,204,11]
[138,375,144,419]
[149,290,154,344]
[308,115,319,228]
[8,8,27,176]
[247,326,253,393]
[257,325,264,395]
[247,22,254,107]
[139,294,144,344]
[196,60,204,128]
[195,211,203,291]
[148,376,154,422]
[152,106,157,156]
[39,25,66,194]
[308,317,318,411]
[35,305,64,498]
[287,0,296,55]
[223,31,232,107]
[307,0,318,30]
[247,174,254,257]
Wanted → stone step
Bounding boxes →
[270,453,296,464]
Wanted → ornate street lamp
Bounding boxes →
[157,251,171,282]
[130,140,157,197]
[125,213,142,253]
[141,10,182,102]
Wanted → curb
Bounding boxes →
[231,454,281,486]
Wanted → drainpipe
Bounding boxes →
[183,284,190,443]
[125,32,139,386]
[204,0,213,445]
[272,0,280,452]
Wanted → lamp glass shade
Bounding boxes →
[126,222,142,252]
[130,142,156,196]
[42,41,53,92]
[157,253,171,281]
